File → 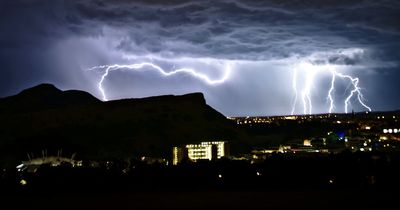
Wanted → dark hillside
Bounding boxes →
[0,84,248,166]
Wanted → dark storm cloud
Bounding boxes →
[61,0,399,65]
[1,0,400,115]
[2,0,398,60]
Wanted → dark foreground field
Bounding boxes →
[1,189,396,210]
[2,151,399,209]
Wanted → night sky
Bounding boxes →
[1,0,399,116]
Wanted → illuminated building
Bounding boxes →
[172,146,188,165]
[278,145,291,153]
[303,139,312,146]
[17,155,82,173]
[172,141,229,165]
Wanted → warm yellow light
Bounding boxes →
[303,139,312,146]
[184,141,227,161]
[20,179,27,186]
[173,147,179,165]
[284,116,296,120]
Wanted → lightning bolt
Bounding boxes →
[290,67,298,115]
[302,63,316,115]
[88,62,232,101]
[291,62,317,115]
[327,66,336,113]
[291,62,372,114]
[335,72,372,113]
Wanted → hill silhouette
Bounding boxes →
[0,84,248,167]
[0,84,99,114]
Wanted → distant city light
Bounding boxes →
[20,179,27,186]
[284,116,296,120]
[303,139,312,146]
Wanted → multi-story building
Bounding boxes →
[172,141,229,165]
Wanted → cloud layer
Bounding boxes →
[0,0,399,115]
